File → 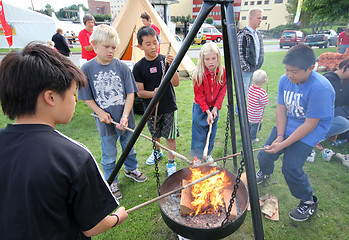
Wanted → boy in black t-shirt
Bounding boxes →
[133,26,180,176]
[0,42,128,239]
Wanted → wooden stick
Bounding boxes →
[90,114,192,165]
[193,147,266,168]
[202,123,212,161]
[126,170,221,213]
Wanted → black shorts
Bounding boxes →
[147,111,179,139]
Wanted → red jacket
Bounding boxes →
[194,67,227,113]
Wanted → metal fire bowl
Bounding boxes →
[158,165,249,240]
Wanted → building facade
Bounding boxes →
[88,0,111,15]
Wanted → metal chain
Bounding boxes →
[223,105,230,168]
[151,120,161,195]
[221,152,245,227]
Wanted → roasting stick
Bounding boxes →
[202,123,212,161]
[193,147,266,168]
[90,114,192,165]
[126,170,220,213]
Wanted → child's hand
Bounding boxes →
[98,111,112,124]
[114,206,128,225]
[206,111,214,125]
[165,54,174,65]
[118,117,128,130]
[211,107,218,119]
[265,141,284,154]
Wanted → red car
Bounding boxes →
[279,30,305,48]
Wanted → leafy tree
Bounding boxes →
[93,14,111,22]
[205,17,214,24]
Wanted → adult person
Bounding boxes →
[237,8,264,100]
[141,11,161,52]
[78,14,97,61]
[51,28,71,57]
[337,28,349,54]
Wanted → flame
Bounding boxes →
[189,167,229,216]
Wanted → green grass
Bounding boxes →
[0,47,348,239]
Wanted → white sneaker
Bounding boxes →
[306,150,316,163]
[206,155,217,167]
[335,153,349,168]
[110,182,122,199]
[322,149,335,162]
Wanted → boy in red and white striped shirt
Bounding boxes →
[247,69,269,143]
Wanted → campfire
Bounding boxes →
[180,167,236,217]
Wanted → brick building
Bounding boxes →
[88,0,111,15]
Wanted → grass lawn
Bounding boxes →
[0,47,348,239]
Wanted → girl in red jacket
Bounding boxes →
[191,42,227,164]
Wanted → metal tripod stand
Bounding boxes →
[107,0,264,238]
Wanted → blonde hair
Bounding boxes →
[248,8,263,20]
[90,24,120,47]
[252,69,267,86]
[192,42,224,86]
[46,40,55,48]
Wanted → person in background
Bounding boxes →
[141,11,161,53]
[256,45,335,222]
[337,28,349,54]
[133,26,180,176]
[78,25,147,200]
[78,14,97,61]
[46,40,58,52]
[191,42,227,165]
[247,69,268,144]
[0,42,128,239]
[51,28,71,57]
[237,8,264,105]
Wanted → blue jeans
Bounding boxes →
[191,103,219,159]
[325,115,349,138]
[257,126,314,202]
[100,130,138,183]
[338,44,349,54]
[249,122,262,140]
[236,71,253,114]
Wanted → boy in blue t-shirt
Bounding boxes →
[256,45,335,222]
[78,24,147,200]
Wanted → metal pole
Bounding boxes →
[107,1,216,185]
[223,2,264,239]
[220,6,238,173]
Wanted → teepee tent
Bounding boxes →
[111,0,195,77]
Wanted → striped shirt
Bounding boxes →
[247,84,268,123]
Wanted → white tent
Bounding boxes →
[0,3,56,48]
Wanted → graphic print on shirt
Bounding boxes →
[284,90,304,118]
[94,70,124,108]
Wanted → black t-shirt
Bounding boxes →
[323,71,349,107]
[0,124,118,240]
[133,54,177,115]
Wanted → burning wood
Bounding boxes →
[180,179,194,215]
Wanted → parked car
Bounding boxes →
[202,25,223,42]
[304,29,338,48]
[279,30,305,48]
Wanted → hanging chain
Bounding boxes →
[223,105,230,168]
[152,117,161,195]
[221,152,245,227]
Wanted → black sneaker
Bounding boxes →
[289,195,318,221]
[256,170,270,184]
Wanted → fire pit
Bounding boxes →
[158,165,249,240]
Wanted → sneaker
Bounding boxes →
[125,169,147,182]
[256,169,270,184]
[110,182,122,199]
[322,149,335,162]
[206,155,217,167]
[252,138,260,144]
[166,162,177,176]
[335,153,349,168]
[289,195,318,221]
[146,149,163,165]
[306,150,316,163]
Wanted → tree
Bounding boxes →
[205,17,214,25]
[302,0,349,24]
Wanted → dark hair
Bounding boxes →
[137,26,158,45]
[282,45,316,70]
[338,57,349,72]
[0,42,87,120]
[140,12,150,21]
[83,14,95,25]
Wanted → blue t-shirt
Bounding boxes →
[277,71,335,147]
[78,58,138,136]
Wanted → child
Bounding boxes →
[0,42,127,239]
[247,69,268,143]
[191,42,227,164]
[133,26,180,176]
[256,45,335,221]
[78,24,147,200]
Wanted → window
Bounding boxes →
[274,0,283,3]
[244,1,248,5]
[264,0,269,3]
[257,1,262,4]
[250,1,255,5]
[242,16,246,20]
[262,16,267,20]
